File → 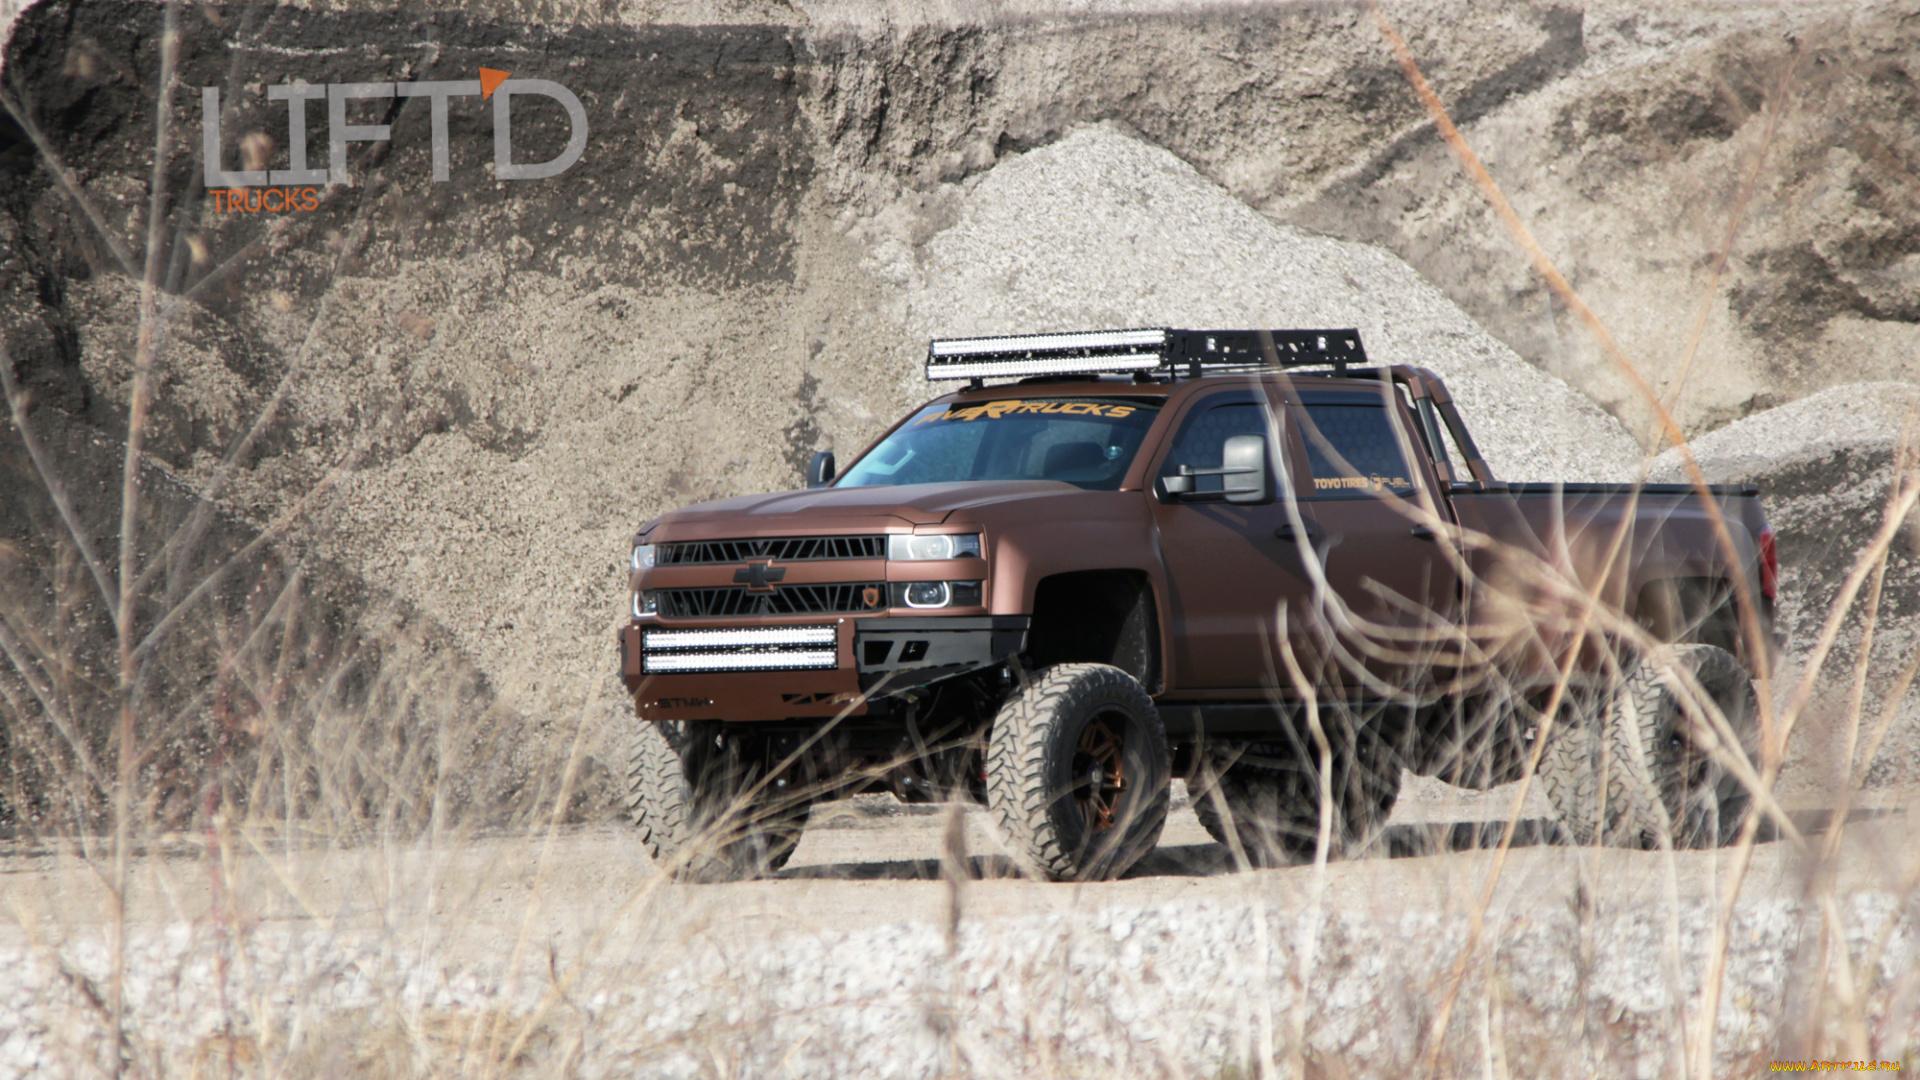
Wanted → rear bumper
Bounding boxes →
[621,615,1028,724]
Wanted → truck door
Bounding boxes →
[1290,391,1461,688]
[1149,390,1318,692]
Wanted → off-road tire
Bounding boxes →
[1539,645,1760,848]
[626,719,810,882]
[1536,687,1645,848]
[985,664,1171,881]
[1188,726,1401,867]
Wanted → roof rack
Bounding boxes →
[925,328,1368,383]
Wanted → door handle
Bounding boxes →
[1410,525,1437,541]
[1273,523,1321,542]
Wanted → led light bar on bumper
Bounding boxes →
[641,625,838,673]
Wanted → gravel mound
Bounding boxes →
[860,123,1645,483]
[1652,383,1920,789]
[1653,382,1920,485]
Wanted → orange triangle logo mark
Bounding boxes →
[479,68,512,100]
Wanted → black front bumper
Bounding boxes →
[853,616,1029,693]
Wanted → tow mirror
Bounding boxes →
[807,450,836,488]
[1219,434,1271,504]
[1159,435,1272,504]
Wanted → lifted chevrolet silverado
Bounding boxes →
[619,329,1778,881]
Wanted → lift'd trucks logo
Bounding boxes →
[202,67,587,211]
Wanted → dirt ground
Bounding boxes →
[3,779,1909,952]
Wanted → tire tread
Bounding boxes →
[985,664,1169,881]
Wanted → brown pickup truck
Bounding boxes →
[619,329,1778,881]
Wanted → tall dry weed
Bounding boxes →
[0,2,1914,1078]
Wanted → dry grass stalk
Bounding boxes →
[0,4,1916,1076]
[1359,9,1899,1077]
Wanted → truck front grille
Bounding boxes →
[656,535,886,565]
[655,582,889,619]
[642,625,838,673]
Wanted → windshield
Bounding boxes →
[836,397,1163,490]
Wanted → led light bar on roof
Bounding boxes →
[930,329,1169,358]
[927,328,1171,381]
[928,352,1164,381]
[924,327,1369,382]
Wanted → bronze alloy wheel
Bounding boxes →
[1073,713,1129,831]
[986,663,1171,881]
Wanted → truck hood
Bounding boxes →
[647,480,1089,538]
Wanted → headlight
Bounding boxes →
[891,581,983,609]
[903,581,949,608]
[888,533,982,561]
[632,591,656,617]
[631,543,656,571]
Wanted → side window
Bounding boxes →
[1297,403,1416,499]
[1157,400,1277,496]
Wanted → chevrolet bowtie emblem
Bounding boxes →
[733,561,787,592]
